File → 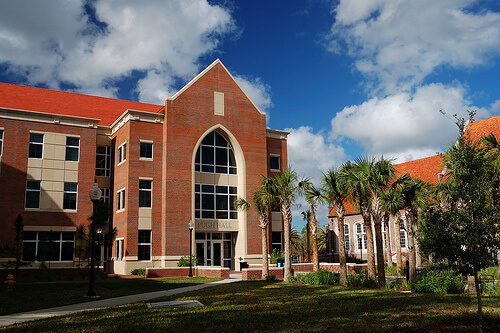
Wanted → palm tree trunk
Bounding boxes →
[282,202,293,282]
[395,216,403,275]
[373,216,386,288]
[361,206,376,277]
[261,219,269,280]
[406,210,417,282]
[383,214,392,265]
[306,221,310,262]
[311,206,319,272]
[337,210,347,286]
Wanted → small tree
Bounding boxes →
[419,115,500,332]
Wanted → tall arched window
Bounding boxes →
[195,131,236,174]
[399,217,408,249]
[344,224,350,252]
[195,130,238,220]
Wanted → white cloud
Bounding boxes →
[329,83,490,160]
[0,0,269,104]
[234,74,273,119]
[329,0,500,93]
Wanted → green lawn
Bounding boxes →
[0,276,220,315]
[3,280,500,332]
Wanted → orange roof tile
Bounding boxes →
[394,154,444,185]
[0,83,164,127]
[467,114,500,142]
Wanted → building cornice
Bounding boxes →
[0,107,101,128]
[110,109,164,135]
[266,128,289,139]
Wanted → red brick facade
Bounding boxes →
[0,60,288,275]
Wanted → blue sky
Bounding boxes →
[1,0,500,228]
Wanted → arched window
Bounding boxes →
[344,224,350,252]
[355,222,367,250]
[195,131,236,174]
[399,217,408,249]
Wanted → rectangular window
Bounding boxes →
[65,136,79,161]
[22,231,75,262]
[100,188,110,203]
[63,182,78,210]
[139,179,152,208]
[272,231,282,251]
[270,155,280,171]
[118,143,126,164]
[96,146,111,177]
[344,225,350,252]
[0,129,3,155]
[28,133,44,158]
[138,230,151,261]
[25,180,41,209]
[115,239,124,261]
[140,142,153,159]
[117,188,125,211]
[195,184,237,219]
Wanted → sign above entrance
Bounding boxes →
[196,220,238,231]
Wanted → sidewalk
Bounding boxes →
[0,275,241,328]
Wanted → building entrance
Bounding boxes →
[195,232,232,269]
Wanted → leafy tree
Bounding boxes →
[235,177,275,279]
[321,165,351,286]
[419,123,500,332]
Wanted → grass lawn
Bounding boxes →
[0,276,220,315]
[3,280,500,332]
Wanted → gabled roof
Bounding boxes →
[0,83,163,127]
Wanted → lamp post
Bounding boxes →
[188,220,194,277]
[87,182,101,297]
[328,224,334,263]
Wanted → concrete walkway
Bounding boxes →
[0,275,241,328]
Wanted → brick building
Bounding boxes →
[327,114,500,264]
[0,59,288,275]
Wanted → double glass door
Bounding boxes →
[195,232,232,269]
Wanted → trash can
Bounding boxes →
[277,258,284,268]
[240,261,248,271]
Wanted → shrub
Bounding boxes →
[385,264,400,276]
[386,277,410,291]
[131,268,146,276]
[482,281,500,295]
[290,270,339,285]
[347,272,378,288]
[270,249,284,264]
[479,266,500,280]
[412,270,466,294]
[177,255,198,267]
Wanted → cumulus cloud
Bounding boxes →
[234,74,273,119]
[0,0,273,105]
[328,0,500,94]
[329,83,490,161]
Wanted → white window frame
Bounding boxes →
[139,179,152,208]
[138,230,151,261]
[25,180,41,209]
[63,182,78,211]
[139,140,153,160]
[400,218,408,249]
[22,231,75,262]
[356,222,367,250]
[28,132,44,159]
[65,136,80,162]
[116,188,126,212]
[115,238,124,261]
[344,224,350,252]
[117,142,127,165]
[272,231,282,251]
[270,154,281,171]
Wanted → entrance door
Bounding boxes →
[195,232,233,269]
[213,241,222,266]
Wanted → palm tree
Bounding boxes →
[299,181,323,272]
[301,210,311,262]
[269,169,301,282]
[235,177,275,280]
[400,177,430,281]
[344,158,376,278]
[380,179,406,274]
[321,165,351,286]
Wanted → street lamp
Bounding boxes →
[328,224,334,263]
[87,182,101,297]
[188,220,194,277]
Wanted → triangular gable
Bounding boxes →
[167,59,266,116]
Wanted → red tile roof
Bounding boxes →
[0,83,164,127]
[467,114,500,142]
[394,154,443,185]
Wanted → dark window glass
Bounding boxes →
[25,180,41,208]
[140,142,153,159]
[63,182,77,210]
[202,132,214,145]
[28,133,43,158]
[65,137,79,161]
[270,155,280,170]
[195,131,236,175]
